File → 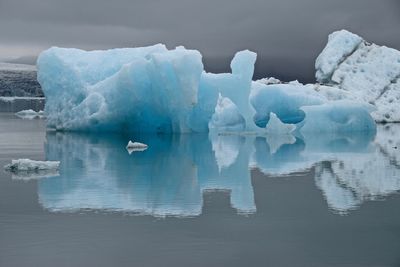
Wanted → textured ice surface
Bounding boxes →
[316,29,400,122]
[37,44,376,133]
[250,82,376,134]
[315,30,363,83]
[4,159,60,172]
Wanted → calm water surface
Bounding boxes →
[1,112,400,267]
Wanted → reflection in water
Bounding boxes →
[38,125,400,216]
[40,133,255,216]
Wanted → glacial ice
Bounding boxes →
[126,141,148,153]
[37,43,376,134]
[265,112,295,135]
[250,82,376,134]
[316,29,400,122]
[4,159,60,172]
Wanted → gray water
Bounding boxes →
[1,112,400,267]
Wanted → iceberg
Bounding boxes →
[316,29,400,122]
[126,140,148,153]
[4,159,60,172]
[15,109,45,119]
[250,81,376,134]
[37,42,376,133]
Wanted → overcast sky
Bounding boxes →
[1,0,399,81]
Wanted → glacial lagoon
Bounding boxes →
[1,112,400,266]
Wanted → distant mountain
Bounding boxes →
[0,62,36,71]
[4,55,38,65]
[0,62,43,97]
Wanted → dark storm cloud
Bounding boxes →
[1,0,400,81]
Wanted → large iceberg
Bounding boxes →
[37,42,376,133]
[316,29,400,122]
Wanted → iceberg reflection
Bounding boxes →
[40,133,255,216]
[38,125,400,216]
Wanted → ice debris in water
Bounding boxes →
[15,109,45,119]
[4,159,60,172]
[36,40,378,134]
[265,112,295,135]
[126,141,148,153]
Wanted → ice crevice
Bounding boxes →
[315,29,400,123]
[375,73,400,103]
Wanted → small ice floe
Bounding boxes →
[126,141,148,154]
[4,159,60,172]
[265,112,296,135]
[265,112,296,154]
[15,109,45,119]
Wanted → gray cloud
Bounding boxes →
[1,0,400,81]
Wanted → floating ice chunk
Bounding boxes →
[265,112,295,135]
[316,29,400,122]
[4,159,60,172]
[15,109,45,119]
[264,112,296,153]
[256,77,281,85]
[126,141,148,153]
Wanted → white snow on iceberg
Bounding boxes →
[316,29,400,122]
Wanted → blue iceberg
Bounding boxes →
[37,44,376,133]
